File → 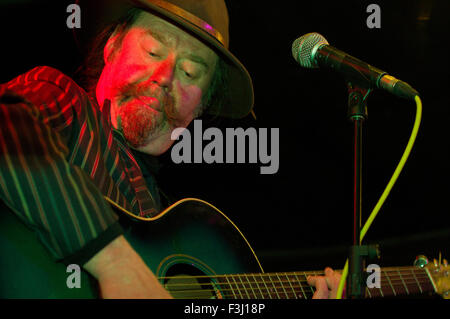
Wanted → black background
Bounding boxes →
[1,0,449,273]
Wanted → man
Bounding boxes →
[0,0,339,298]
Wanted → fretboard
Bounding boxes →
[210,266,436,299]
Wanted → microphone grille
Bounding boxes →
[292,33,329,69]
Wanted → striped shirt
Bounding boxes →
[0,66,161,265]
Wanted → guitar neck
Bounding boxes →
[171,266,436,299]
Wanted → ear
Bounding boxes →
[104,27,123,64]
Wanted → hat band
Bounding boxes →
[149,0,226,47]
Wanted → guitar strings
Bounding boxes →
[163,277,432,299]
[157,268,429,283]
[159,275,432,298]
[155,267,431,298]
[160,273,430,286]
[166,285,313,299]
[165,282,431,299]
[161,277,431,291]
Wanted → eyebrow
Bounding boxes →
[147,28,174,47]
[146,28,211,70]
[184,53,210,70]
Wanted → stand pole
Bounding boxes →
[353,118,363,247]
[347,84,368,299]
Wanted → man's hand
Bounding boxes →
[307,267,343,299]
[84,235,172,299]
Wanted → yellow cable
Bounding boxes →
[336,95,423,299]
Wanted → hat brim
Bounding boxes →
[75,0,254,119]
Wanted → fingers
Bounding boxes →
[325,268,342,299]
[307,267,342,299]
[307,275,329,299]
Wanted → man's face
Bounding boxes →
[96,11,218,155]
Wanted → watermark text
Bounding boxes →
[171,120,279,175]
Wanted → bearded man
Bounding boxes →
[0,0,339,298]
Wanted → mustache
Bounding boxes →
[117,81,180,126]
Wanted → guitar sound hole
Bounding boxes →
[163,264,220,299]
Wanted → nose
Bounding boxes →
[150,56,175,92]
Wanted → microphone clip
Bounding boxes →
[347,81,370,121]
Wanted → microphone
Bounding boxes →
[292,33,419,100]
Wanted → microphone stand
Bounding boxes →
[346,82,379,299]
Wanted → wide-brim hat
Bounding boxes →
[74,0,254,119]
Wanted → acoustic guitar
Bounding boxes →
[0,198,448,299]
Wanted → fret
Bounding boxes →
[260,274,274,299]
[275,273,290,299]
[423,267,438,294]
[251,274,265,299]
[383,269,397,296]
[411,268,423,294]
[397,270,421,295]
[365,286,372,298]
[414,268,435,294]
[304,272,315,296]
[237,275,251,299]
[377,281,384,298]
[225,275,238,299]
[244,274,258,299]
[225,276,237,299]
[388,270,408,295]
[284,273,299,299]
[289,272,307,299]
[365,280,383,298]
[268,274,281,299]
[397,269,410,295]
[231,275,245,299]
[293,272,308,299]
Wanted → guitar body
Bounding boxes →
[0,199,263,298]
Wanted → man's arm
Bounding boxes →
[0,99,171,298]
[1,68,173,298]
[0,96,118,259]
[84,235,172,299]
